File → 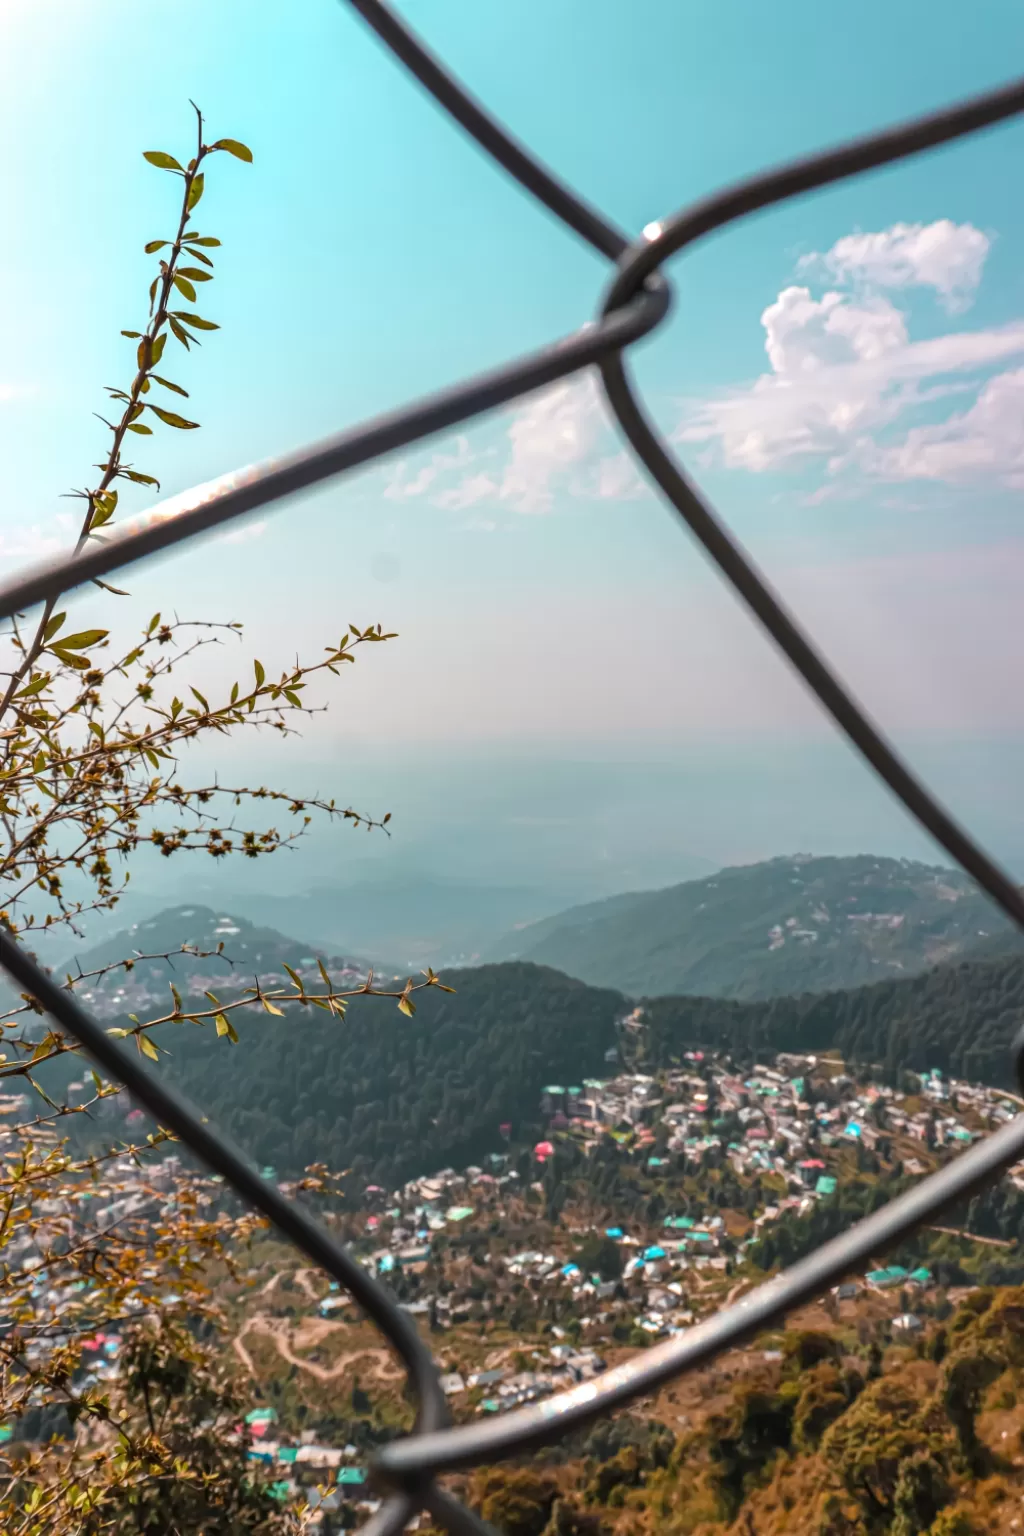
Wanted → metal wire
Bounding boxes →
[2,3,1023,1527]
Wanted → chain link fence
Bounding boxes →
[3,4,1024,1531]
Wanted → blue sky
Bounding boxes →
[3,0,1024,889]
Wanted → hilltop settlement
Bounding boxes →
[7,1031,1024,1528]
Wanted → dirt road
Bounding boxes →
[235,1313,403,1385]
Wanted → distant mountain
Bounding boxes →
[57,906,371,1023]
[485,854,1019,999]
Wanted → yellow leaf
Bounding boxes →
[397,996,415,1017]
[215,1013,239,1043]
[139,1034,159,1061]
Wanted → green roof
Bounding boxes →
[245,1407,277,1424]
[338,1468,366,1484]
[866,1265,908,1286]
[816,1176,837,1196]
[277,1446,298,1463]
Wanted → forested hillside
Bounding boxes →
[122,947,1024,1187]
[642,952,1024,1088]
[144,964,623,1185]
[488,854,1016,999]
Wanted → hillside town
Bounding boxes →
[6,1041,1022,1524]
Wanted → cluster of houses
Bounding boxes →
[242,1410,377,1520]
[7,1038,1023,1521]
[315,1048,1022,1374]
[538,1045,1018,1202]
[438,1344,606,1414]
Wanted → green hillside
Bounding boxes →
[141,962,624,1187]
[487,853,1017,999]
[642,952,1024,1089]
[123,949,1024,1188]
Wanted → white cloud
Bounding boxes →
[432,472,499,510]
[383,462,438,500]
[497,376,605,512]
[589,452,647,501]
[679,216,1024,493]
[383,435,480,503]
[799,219,990,312]
[680,299,1024,475]
[0,526,62,559]
[851,366,1024,486]
[375,377,646,515]
[220,518,267,545]
[762,287,907,375]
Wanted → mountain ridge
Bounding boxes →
[486,852,1018,998]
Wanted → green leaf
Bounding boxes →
[178,266,212,282]
[150,333,166,366]
[254,659,265,688]
[59,629,108,651]
[211,138,253,162]
[124,469,160,487]
[214,1013,238,1042]
[151,375,189,398]
[143,151,183,171]
[126,422,152,434]
[43,613,66,643]
[93,578,130,596]
[50,648,91,670]
[183,246,214,268]
[283,963,304,991]
[139,1033,159,1060]
[171,311,219,331]
[190,686,209,711]
[187,172,204,211]
[168,317,192,349]
[172,274,197,303]
[121,330,142,339]
[148,405,199,430]
[147,613,161,635]
[144,239,169,254]
[186,235,221,246]
[260,996,284,1017]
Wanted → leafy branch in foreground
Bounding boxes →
[0,107,426,1532]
